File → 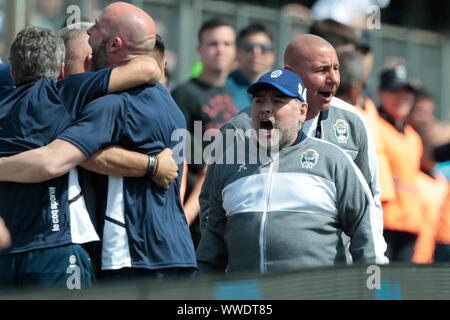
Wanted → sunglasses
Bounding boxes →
[240,42,274,53]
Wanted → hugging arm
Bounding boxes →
[81,146,178,189]
[108,55,161,93]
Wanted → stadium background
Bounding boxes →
[0,0,449,121]
[0,0,449,300]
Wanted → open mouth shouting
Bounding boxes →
[317,89,334,103]
[259,118,275,137]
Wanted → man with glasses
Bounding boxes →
[226,24,276,111]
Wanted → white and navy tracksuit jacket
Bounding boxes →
[200,97,384,237]
[197,130,388,273]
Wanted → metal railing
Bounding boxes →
[0,264,449,300]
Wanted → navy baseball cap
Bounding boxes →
[247,68,307,103]
[379,65,414,91]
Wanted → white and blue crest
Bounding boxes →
[271,70,283,79]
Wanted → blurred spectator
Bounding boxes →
[226,24,276,111]
[154,19,178,90]
[171,17,238,249]
[31,0,66,31]
[164,50,178,91]
[406,89,450,263]
[377,64,425,262]
[311,0,391,29]
[281,3,313,24]
[408,89,450,171]
[355,29,374,98]
[149,34,169,89]
[434,143,450,180]
[309,18,359,51]
[407,89,435,134]
[434,189,450,262]
[0,62,14,94]
[336,50,396,204]
[413,130,449,264]
[336,50,365,105]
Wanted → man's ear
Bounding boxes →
[84,54,92,72]
[108,36,124,54]
[299,101,308,121]
[58,62,65,81]
[284,64,294,72]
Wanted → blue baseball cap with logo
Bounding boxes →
[247,68,307,103]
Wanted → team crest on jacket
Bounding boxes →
[333,119,349,144]
[301,149,319,169]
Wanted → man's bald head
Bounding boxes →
[284,34,340,118]
[284,34,334,68]
[102,2,157,53]
[87,2,157,69]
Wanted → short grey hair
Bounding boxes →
[58,22,93,47]
[336,50,365,95]
[58,22,93,74]
[10,26,65,86]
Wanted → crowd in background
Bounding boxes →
[164,6,450,265]
[0,0,449,292]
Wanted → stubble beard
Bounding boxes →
[89,38,109,72]
[257,121,298,153]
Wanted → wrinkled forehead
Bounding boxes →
[304,45,338,65]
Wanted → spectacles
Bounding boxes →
[240,42,274,53]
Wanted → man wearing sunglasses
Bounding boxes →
[226,24,276,111]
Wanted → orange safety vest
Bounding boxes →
[435,189,450,245]
[356,98,396,202]
[413,172,449,263]
[378,118,424,234]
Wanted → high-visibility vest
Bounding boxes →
[356,98,396,203]
[378,117,424,234]
[413,172,449,263]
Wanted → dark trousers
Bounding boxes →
[0,244,94,291]
[384,230,418,262]
[99,267,197,284]
[434,243,450,262]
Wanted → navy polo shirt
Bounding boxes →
[58,82,198,271]
[0,68,112,255]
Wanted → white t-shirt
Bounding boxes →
[302,115,320,138]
